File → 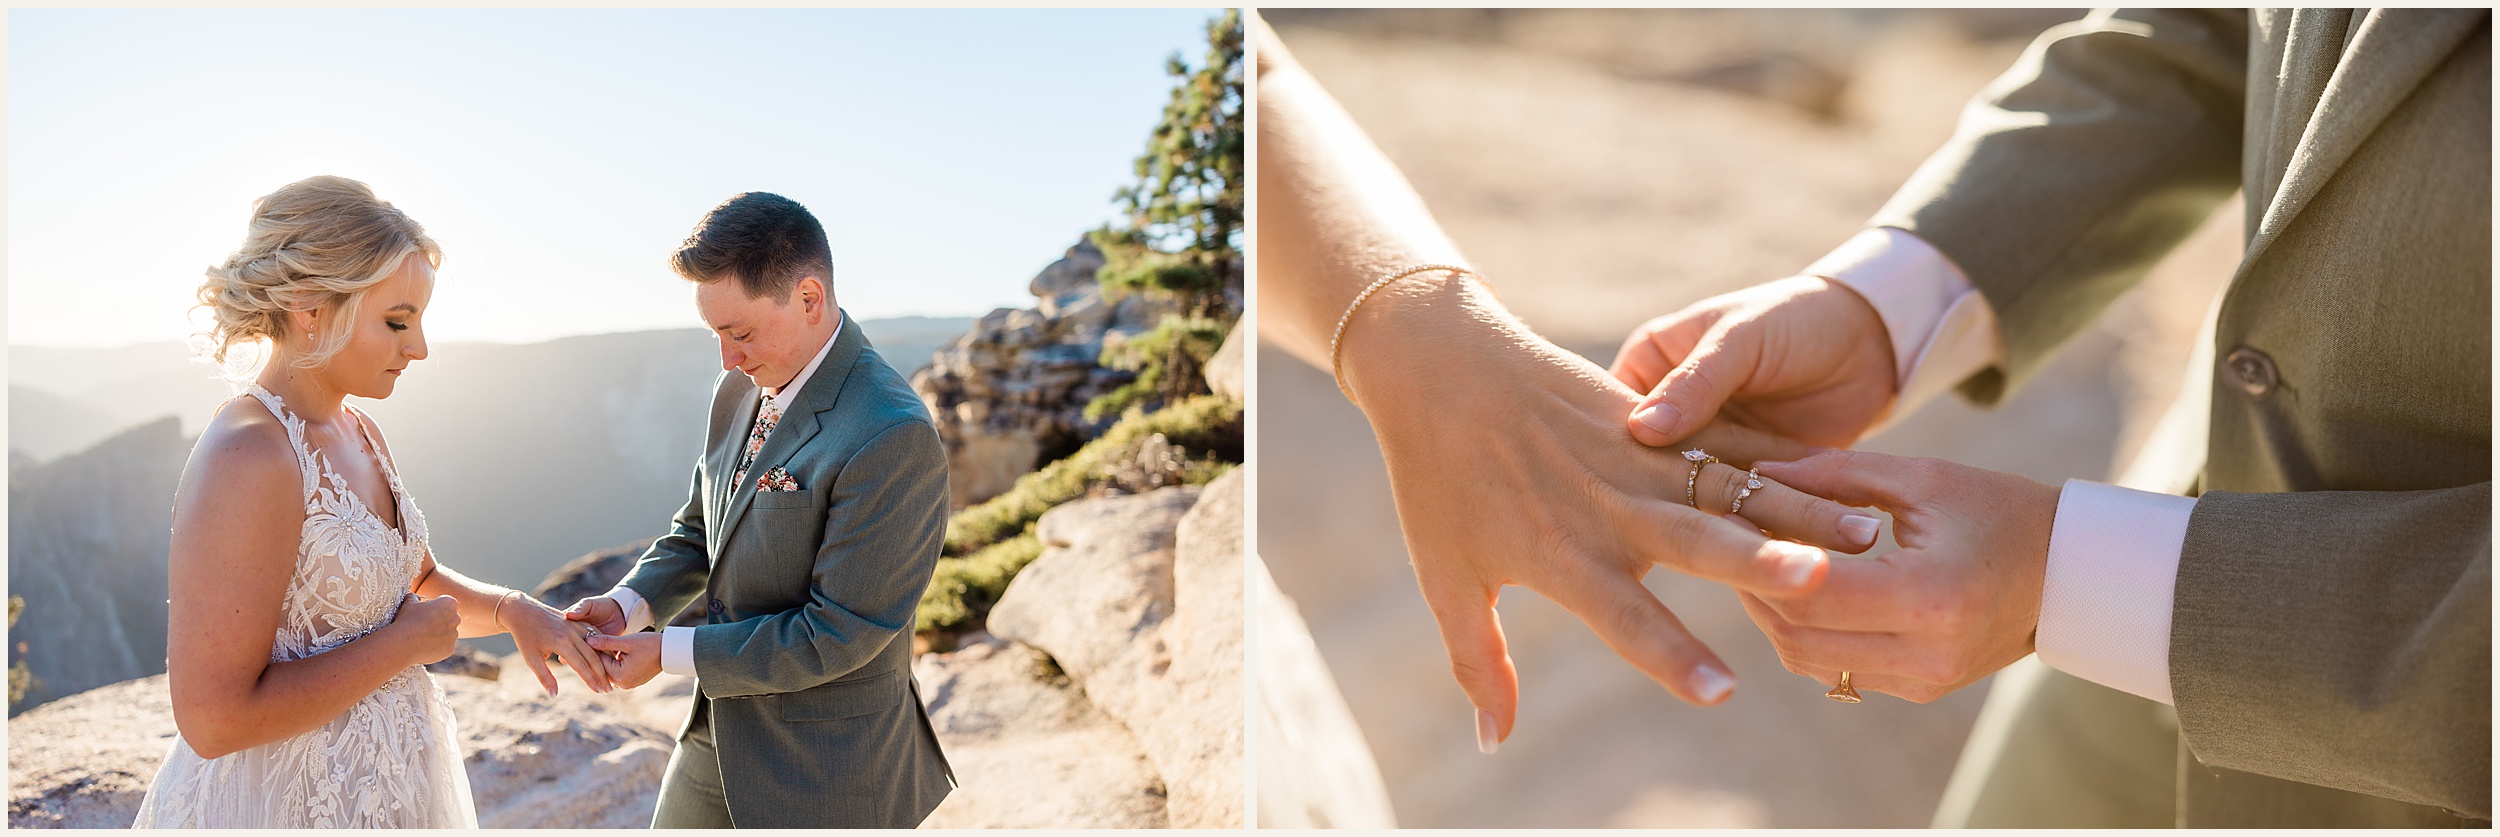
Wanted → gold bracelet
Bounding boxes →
[493,589,523,630]
[1329,263,1477,405]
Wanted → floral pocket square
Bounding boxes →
[757,467,801,493]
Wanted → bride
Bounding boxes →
[133,176,618,828]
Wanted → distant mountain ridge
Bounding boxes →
[8,418,186,714]
[8,316,973,445]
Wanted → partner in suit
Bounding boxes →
[566,192,953,828]
[1610,8,2488,827]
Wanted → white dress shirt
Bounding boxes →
[604,313,844,677]
[1810,227,2192,705]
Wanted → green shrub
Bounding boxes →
[1084,316,1232,422]
[945,393,1241,556]
[917,394,1242,637]
[7,597,32,710]
[916,532,1041,635]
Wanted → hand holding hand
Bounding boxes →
[1739,450,2059,702]
[1612,276,1898,450]
[585,633,663,690]
[1343,277,1884,751]
[390,593,461,668]
[505,593,615,695]
[563,595,629,636]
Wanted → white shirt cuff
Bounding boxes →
[605,586,655,634]
[2035,479,2194,706]
[661,626,698,677]
[1804,227,2006,431]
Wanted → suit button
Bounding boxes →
[708,599,725,616]
[2223,346,2278,400]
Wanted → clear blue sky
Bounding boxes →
[9,8,1221,346]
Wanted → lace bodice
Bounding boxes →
[250,385,434,661]
[132,386,475,828]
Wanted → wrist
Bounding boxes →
[1338,271,1521,413]
[375,619,427,666]
[1800,276,1900,398]
[2015,475,2062,644]
[492,589,524,631]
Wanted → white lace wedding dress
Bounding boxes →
[132,386,476,828]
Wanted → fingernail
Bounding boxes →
[1840,514,1881,546]
[1691,664,1737,704]
[1631,401,1680,434]
[1475,708,1500,755]
[1779,544,1826,590]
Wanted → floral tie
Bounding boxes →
[729,394,782,495]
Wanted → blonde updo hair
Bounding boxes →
[196,176,441,369]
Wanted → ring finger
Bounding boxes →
[1736,592,1951,702]
[559,633,612,692]
[1687,460,1881,553]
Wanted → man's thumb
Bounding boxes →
[1628,337,1752,446]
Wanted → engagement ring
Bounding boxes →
[1682,449,1720,509]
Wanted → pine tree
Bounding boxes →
[1093,9,1243,317]
[1089,10,1245,418]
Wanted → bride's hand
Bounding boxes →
[503,594,616,695]
[1342,275,1883,751]
[1740,450,2058,702]
[390,593,462,667]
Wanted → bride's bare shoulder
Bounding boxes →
[180,397,301,501]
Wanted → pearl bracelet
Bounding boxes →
[1328,263,1478,405]
[493,589,523,630]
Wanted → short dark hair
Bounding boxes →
[670,192,833,300]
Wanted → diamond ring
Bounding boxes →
[1682,449,1721,509]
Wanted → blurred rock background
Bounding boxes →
[1256,8,2239,828]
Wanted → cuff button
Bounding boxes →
[2223,345,2279,400]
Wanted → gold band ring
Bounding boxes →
[1827,671,1862,703]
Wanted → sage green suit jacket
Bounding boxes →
[619,313,954,827]
[1869,8,2489,826]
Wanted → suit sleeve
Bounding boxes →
[690,418,949,697]
[619,461,713,628]
[1868,8,2248,403]
[2171,484,2492,819]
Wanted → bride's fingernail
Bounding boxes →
[1840,514,1881,546]
[1778,545,1826,590]
[1475,708,1500,755]
[1631,401,1680,434]
[1690,664,1737,704]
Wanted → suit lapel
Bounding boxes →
[714,311,869,556]
[2243,9,2484,269]
[709,385,760,542]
